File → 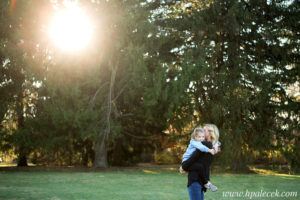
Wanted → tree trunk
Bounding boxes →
[231,149,247,170]
[93,63,118,168]
[230,136,247,171]
[17,93,28,167]
[17,150,28,167]
[93,136,108,168]
[112,138,123,166]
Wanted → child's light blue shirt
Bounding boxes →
[182,139,221,162]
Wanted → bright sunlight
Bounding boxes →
[49,2,93,51]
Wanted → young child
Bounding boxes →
[180,126,220,192]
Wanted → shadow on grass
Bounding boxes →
[0,163,181,174]
[1,162,299,178]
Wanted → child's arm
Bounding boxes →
[190,140,214,155]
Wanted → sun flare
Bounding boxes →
[49,3,93,51]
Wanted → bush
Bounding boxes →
[154,150,179,164]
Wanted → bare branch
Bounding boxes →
[123,131,161,140]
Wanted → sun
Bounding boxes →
[49,3,93,51]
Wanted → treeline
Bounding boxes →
[0,0,299,171]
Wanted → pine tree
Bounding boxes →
[21,0,188,167]
[0,0,36,166]
[163,0,299,170]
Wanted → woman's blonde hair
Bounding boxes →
[204,124,219,145]
[191,127,205,139]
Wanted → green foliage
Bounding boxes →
[0,0,38,166]
[154,150,179,164]
[0,0,298,168]
[162,0,299,170]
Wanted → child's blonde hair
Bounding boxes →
[191,127,205,139]
[204,124,219,145]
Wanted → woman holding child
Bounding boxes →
[180,124,221,200]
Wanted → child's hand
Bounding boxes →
[213,146,220,154]
[208,149,215,155]
[179,166,187,174]
[213,143,219,153]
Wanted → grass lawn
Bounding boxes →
[0,166,299,200]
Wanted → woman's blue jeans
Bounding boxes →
[188,182,204,200]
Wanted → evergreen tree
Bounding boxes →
[0,0,36,166]
[92,0,189,167]
[164,0,299,169]
[21,0,188,167]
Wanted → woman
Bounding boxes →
[183,124,221,200]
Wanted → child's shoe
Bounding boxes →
[205,182,218,192]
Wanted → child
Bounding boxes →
[180,126,220,192]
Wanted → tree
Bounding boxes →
[18,0,187,167]
[0,0,36,166]
[163,0,299,169]
[92,0,189,167]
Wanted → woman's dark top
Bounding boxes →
[184,140,214,188]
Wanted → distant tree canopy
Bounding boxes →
[0,0,299,171]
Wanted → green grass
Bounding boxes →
[0,166,299,200]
